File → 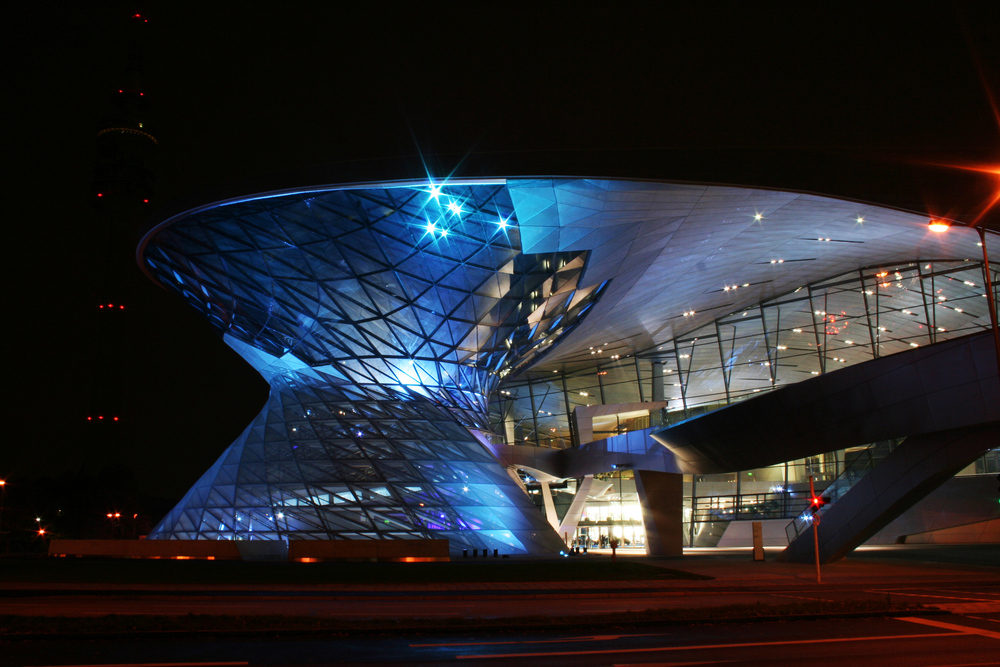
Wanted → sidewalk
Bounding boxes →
[3,548,996,597]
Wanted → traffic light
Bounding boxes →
[809,495,831,515]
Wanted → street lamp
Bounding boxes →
[928,218,1000,379]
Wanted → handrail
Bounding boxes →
[784,438,902,544]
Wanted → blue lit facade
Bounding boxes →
[142,182,604,554]
[140,178,998,554]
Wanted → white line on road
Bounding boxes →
[897,616,1000,640]
[455,631,964,659]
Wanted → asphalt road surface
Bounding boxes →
[4,581,1000,619]
[4,614,999,666]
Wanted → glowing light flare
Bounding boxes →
[928,219,950,233]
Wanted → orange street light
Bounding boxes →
[929,218,1000,379]
[928,219,951,232]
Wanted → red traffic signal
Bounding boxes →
[809,495,831,514]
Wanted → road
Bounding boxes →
[3,581,999,619]
[3,614,999,666]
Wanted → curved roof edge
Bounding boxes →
[136,163,966,278]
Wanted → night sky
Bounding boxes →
[8,3,999,505]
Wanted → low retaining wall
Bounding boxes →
[48,538,449,562]
[288,539,449,562]
[48,539,243,560]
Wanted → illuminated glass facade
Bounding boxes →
[140,177,999,554]
[502,259,997,546]
[143,183,604,554]
[494,259,996,447]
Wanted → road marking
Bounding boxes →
[455,631,963,659]
[897,616,1000,640]
[966,616,1000,624]
[413,634,622,647]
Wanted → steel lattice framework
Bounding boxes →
[142,183,604,553]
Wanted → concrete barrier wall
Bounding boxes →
[49,538,449,562]
[903,518,1000,544]
[717,519,790,547]
[288,539,449,562]
[48,539,243,560]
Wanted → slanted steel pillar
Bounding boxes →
[557,475,596,540]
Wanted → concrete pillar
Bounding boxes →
[634,469,684,556]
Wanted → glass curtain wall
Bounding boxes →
[491,259,996,447]
[492,260,998,546]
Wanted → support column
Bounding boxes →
[539,481,560,532]
[557,475,596,539]
[651,362,664,402]
[634,469,684,556]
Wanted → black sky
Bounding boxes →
[7,2,999,503]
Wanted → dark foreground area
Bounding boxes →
[1,545,997,665]
[0,556,704,586]
[4,614,999,666]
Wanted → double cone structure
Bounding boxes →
[142,182,605,554]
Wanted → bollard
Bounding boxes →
[493,549,498,557]
[473,548,478,557]
[463,549,468,558]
